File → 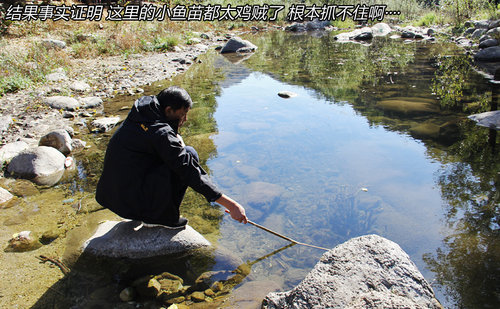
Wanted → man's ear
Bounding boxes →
[164,106,172,115]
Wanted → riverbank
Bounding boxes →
[0,30,230,146]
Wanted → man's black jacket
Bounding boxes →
[96,95,222,224]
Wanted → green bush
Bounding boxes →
[0,74,31,95]
[153,36,179,51]
[415,12,438,27]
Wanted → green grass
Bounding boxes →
[153,36,179,51]
[415,12,438,27]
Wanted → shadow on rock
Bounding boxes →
[30,220,246,308]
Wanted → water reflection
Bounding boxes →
[233,31,498,308]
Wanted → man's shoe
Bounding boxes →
[164,217,188,229]
[142,217,188,230]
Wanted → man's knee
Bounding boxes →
[185,146,199,162]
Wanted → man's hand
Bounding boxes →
[216,194,248,224]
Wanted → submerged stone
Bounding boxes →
[119,287,136,302]
[191,291,206,302]
[5,231,42,252]
[243,181,284,206]
[376,98,439,115]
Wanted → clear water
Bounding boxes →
[196,32,498,308]
[210,67,446,296]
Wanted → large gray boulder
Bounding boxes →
[82,220,212,259]
[468,110,500,130]
[474,46,500,62]
[220,37,257,54]
[479,39,499,49]
[39,129,73,155]
[263,235,442,309]
[7,146,66,186]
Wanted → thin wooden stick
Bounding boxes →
[247,220,329,251]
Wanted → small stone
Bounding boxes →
[39,129,73,155]
[63,112,75,119]
[70,81,91,92]
[90,117,121,133]
[479,39,499,49]
[71,139,87,151]
[80,97,103,109]
[210,281,224,293]
[191,291,205,302]
[136,278,162,298]
[204,289,215,297]
[119,287,136,302]
[41,39,66,49]
[166,296,185,304]
[220,37,257,54]
[46,72,67,82]
[278,91,298,99]
[0,187,14,205]
[6,231,42,252]
[43,96,80,111]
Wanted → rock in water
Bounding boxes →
[82,220,211,259]
[468,110,500,130]
[220,37,257,54]
[474,46,500,62]
[6,231,42,252]
[263,235,442,309]
[277,91,298,99]
[7,146,66,186]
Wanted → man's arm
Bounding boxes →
[215,194,248,224]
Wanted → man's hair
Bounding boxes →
[157,86,193,110]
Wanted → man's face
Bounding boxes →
[165,106,189,127]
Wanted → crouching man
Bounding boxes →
[96,86,247,229]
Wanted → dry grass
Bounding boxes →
[0,14,231,95]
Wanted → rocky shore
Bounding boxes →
[0,31,230,150]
